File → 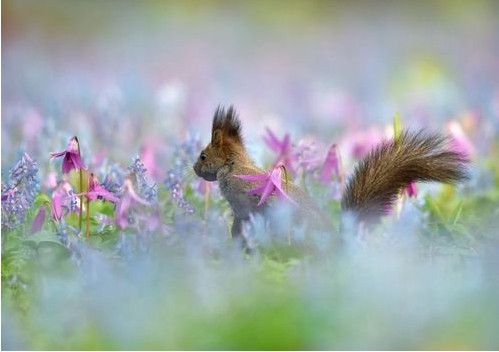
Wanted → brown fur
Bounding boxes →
[341,130,469,223]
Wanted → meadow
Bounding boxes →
[2,1,499,350]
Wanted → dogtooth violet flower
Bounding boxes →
[116,178,151,229]
[79,173,119,203]
[234,165,297,207]
[405,182,417,198]
[50,136,86,174]
[31,207,46,234]
[319,144,343,184]
[447,120,475,158]
[51,181,80,221]
[263,128,297,173]
[294,138,323,173]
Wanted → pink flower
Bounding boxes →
[344,128,385,159]
[447,120,475,158]
[50,136,86,174]
[320,144,343,184]
[31,207,46,234]
[43,172,58,190]
[80,173,119,203]
[140,144,160,179]
[196,179,213,195]
[294,138,323,173]
[234,165,297,207]
[263,128,297,173]
[405,181,417,198]
[51,181,80,221]
[115,178,150,229]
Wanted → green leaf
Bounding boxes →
[34,192,51,206]
[23,231,60,246]
[89,200,116,217]
[68,168,90,193]
[393,112,402,141]
[450,201,463,225]
[424,194,444,221]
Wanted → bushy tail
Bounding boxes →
[341,130,469,223]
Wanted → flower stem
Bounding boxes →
[79,168,83,231]
[86,197,90,240]
[75,137,84,233]
[204,184,210,220]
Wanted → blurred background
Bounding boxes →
[3,0,499,170]
[2,1,499,350]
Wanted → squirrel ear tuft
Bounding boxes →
[212,129,223,146]
[212,105,243,144]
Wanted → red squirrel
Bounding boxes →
[193,106,469,239]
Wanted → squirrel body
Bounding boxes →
[193,106,469,239]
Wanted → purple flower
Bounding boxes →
[31,206,46,234]
[44,171,58,190]
[196,179,213,195]
[80,173,119,203]
[51,182,80,221]
[50,136,86,174]
[294,139,322,173]
[140,144,161,179]
[447,120,475,158]
[234,165,297,207]
[1,153,39,230]
[263,128,297,173]
[128,156,157,203]
[405,181,417,198]
[116,178,150,229]
[345,128,385,159]
[320,144,343,184]
[164,169,194,216]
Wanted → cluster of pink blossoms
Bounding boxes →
[50,136,151,236]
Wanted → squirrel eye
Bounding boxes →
[200,152,207,161]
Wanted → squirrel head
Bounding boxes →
[193,105,244,181]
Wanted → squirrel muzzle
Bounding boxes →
[193,161,217,182]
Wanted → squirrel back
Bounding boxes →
[341,130,469,223]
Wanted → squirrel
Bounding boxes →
[193,105,469,240]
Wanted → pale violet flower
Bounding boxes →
[50,136,86,174]
[234,165,297,207]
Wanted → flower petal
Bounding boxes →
[282,134,291,151]
[115,195,131,228]
[62,154,74,174]
[263,128,281,152]
[247,183,267,195]
[95,186,120,203]
[51,190,64,220]
[50,150,67,158]
[320,144,341,184]
[406,182,417,198]
[69,152,85,170]
[127,185,150,206]
[274,186,298,206]
[270,167,298,206]
[257,178,276,206]
[234,173,268,182]
[31,207,46,234]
